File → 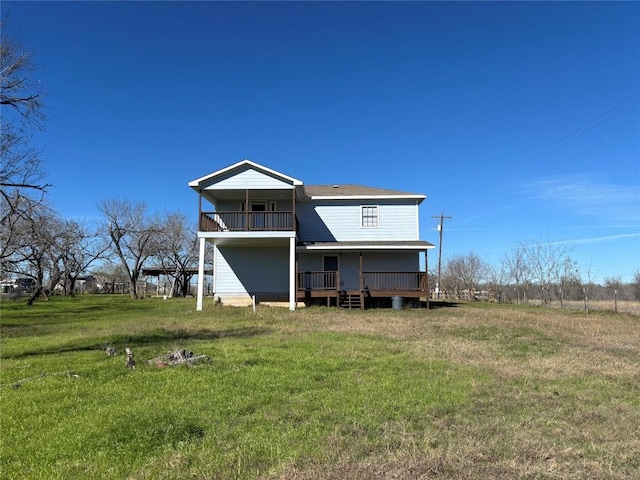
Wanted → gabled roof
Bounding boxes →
[304,184,426,203]
[188,159,304,189]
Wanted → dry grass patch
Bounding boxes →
[265,303,639,479]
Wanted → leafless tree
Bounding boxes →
[557,257,580,309]
[486,263,509,303]
[582,261,598,313]
[3,203,64,303]
[442,252,489,300]
[153,212,199,297]
[501,242,533,304]
[1,21,49,226]
[522,237,574,306]
[97,199,160,299]
[1,20,49,272]
[59,221,110,295]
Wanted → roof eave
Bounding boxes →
[188,159,304,189]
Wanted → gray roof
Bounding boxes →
[304,184,424,198]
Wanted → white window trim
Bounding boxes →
[361,205,380,228]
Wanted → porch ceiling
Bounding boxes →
[203,235,294,247]
[200,188,298,205]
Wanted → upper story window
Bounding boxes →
[361,205,379,228]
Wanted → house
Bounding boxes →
[189,160,434,310]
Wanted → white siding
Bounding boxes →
[296,200,419,241]
[205,168,294,190]
[215,246,289,296]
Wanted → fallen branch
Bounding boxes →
[148,349,209,368]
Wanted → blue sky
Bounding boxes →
[5,1,639,282]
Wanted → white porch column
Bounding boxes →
[289,236,296,311]
[196,237,206,311]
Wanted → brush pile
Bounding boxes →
[148,349,208,368]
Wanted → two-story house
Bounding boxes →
[189,160,433,310]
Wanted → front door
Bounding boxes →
[251,203,266,230]
[323,255,338,289]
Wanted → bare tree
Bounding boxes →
[558,257,581,308]
[153,212,199,297]
[442,252,489,300]
[1,21,49,272]
[523,237,574,306]
[486,263,509,303]
[582,261,598,313]
[501,242,533,304]
[1,21,49,218]
[60,220,110,295]
[3,203,65,303]
[98,199,160,299]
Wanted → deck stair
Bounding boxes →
[339,291,362,309]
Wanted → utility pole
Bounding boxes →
[432,212,452,299]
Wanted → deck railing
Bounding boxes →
[200,211,295,232]
[363,272,427,292]
[298,271,338,291]
[297,271,426,292]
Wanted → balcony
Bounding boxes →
[200,211,296,232]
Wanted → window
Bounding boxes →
[361,205,379,228]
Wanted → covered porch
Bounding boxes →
[296,241,434,309]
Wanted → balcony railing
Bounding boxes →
[200,211,295,232]
[363,272,427,292]
[297,271,339,291]
[297,271,427,293]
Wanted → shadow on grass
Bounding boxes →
[427,301,463,309]
[2,325,271,359]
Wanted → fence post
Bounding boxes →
[614,289,618,314]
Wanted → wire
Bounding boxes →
[466,92,640,197]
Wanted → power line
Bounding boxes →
[466,92,640,198]
[450,107,639,228]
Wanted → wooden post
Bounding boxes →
[198,189,202,231]
[292,188,296,231]
[359,252,364,309]
[425,250,429,310]
[245,189,249,231]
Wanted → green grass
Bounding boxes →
[1,295,638,479]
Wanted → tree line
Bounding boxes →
[1,26,204,303]
[436,245,640,308]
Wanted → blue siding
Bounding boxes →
[297,199,419,242]
[216,246,289,296]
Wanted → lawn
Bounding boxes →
[1,296,638,479]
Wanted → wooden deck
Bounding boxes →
[297,271,427,308]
